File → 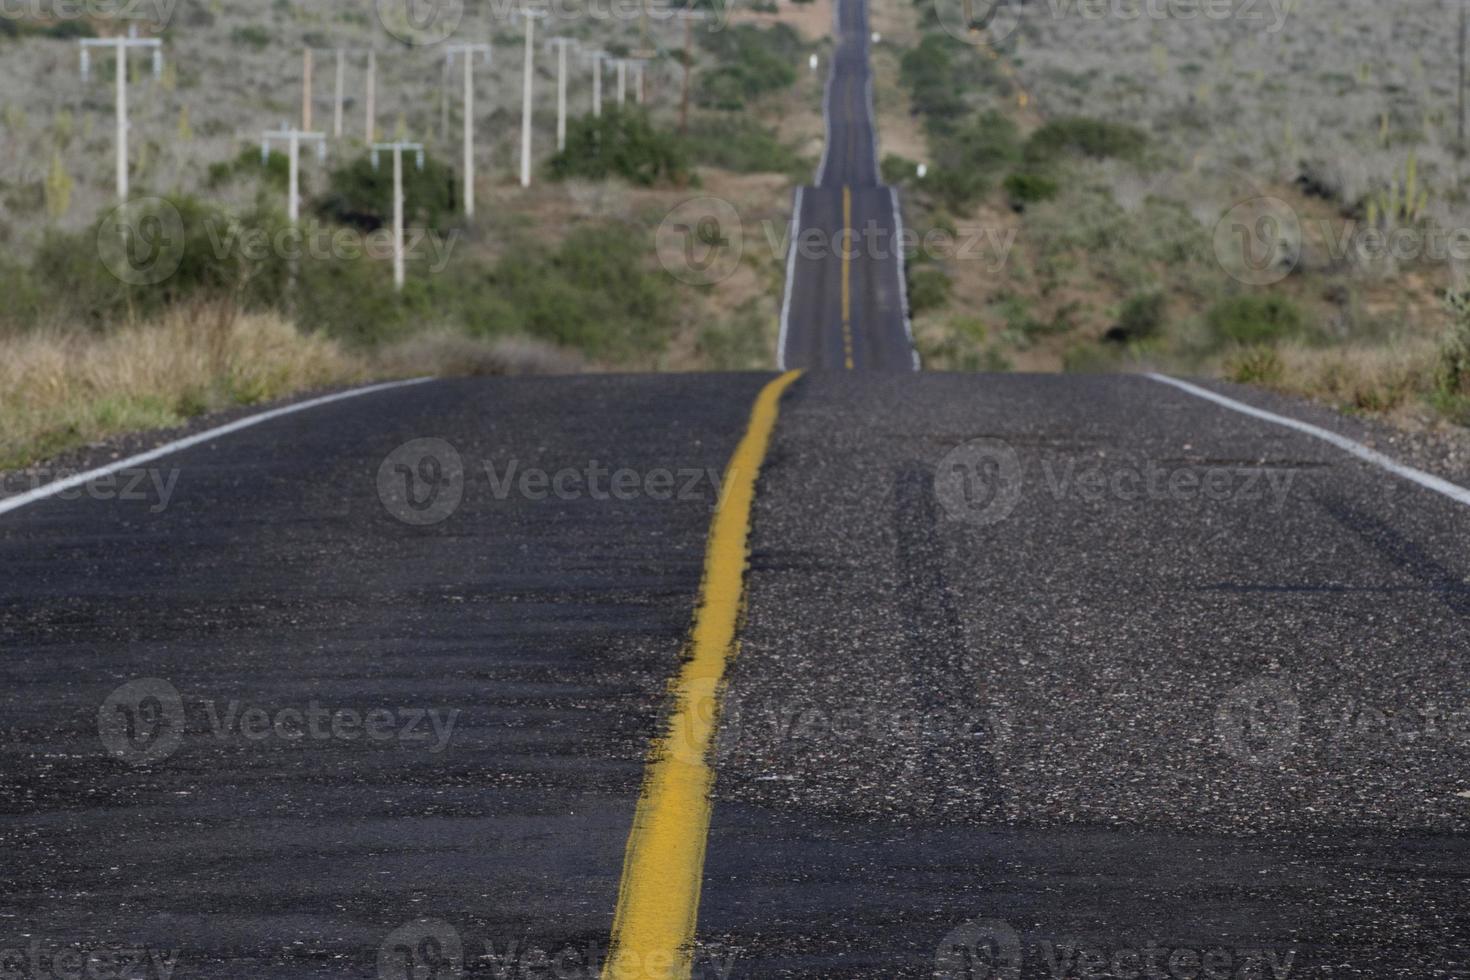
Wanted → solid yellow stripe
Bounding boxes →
[601,371,803,980]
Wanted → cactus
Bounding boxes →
[44,151,73,221]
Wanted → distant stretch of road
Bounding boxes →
[779,0,918,371]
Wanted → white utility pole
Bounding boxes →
[372,141,425,291]
[584,49,607,118]
[366,49,378,143]
[547,38,576,151]
[634,58,645,104]
[263,125,327,223]
[333,48,346,137]
[79,27,163,202]
[518,9,547,188]
[616,58,628,106]
[446,42,493,217]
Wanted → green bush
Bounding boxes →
[881,154,919,185]
[697,24,802,110]
[1025,116,1147,165]
[1207,294,1303,345]
[550,109,690,186]
[1003,172,1059,208]
[472,223,675,361]
[684,116,803,177]
[908,265,952,314]
[1105,291,1165,343]
[208,145,291,192]
[924,111,1022,210]
[315,150,459,234]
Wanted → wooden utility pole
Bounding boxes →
[1459,0,1467,154]
[333,48,346,138]
[79,27,163,201]
[366,49,378,144]
[372,141,425,290]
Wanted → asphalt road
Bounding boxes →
[779,0,917,372]
[3,371,1469,979]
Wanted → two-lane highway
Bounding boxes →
[780,0,917,372]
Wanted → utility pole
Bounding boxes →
[366,49,378,144]
[333,48,346,138]
[547,37,577,152]
[634,58,645,105]
[676,8,707,134]
[446,42,493,217]
[302,48,314,130]
[584,49,607,118]
[263,124,327,223]
[519,9,547,188]
[1460,0,1467,154]
[372,141,425,290]
[79,26,163,202]
[616,58,628,106]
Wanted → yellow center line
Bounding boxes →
[601,370,803,980]
[841,185,854,370]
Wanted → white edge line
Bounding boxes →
[0,377,436,519]
[1146,372,1470,508]
[889,186,921,371]
[777,186,806,372]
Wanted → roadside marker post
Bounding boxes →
[372,141,426,290]
[446,43,494,217]
[79,27,163,202]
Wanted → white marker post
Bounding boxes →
[518,9,548,188]
[547,37,577,151]
[446,43,493,217]
[79,27,163,202]
[585,48,607,117]
[372,141,425,291]
[262,125,327,223]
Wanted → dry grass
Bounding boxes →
[0,304,366,466]
[1225,339,1440,416]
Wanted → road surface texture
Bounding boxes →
[779,0,917,372]
[3,371,1468,979]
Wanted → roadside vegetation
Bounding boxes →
[0,2,815,467]
[887,0,1470,429]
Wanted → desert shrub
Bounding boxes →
[1105,292,1165,343]
[1003,172,1059,208]
[316,150,458,233]
[231,25,271,49]
[1025,116,1147,165]
[473,223,675,362]
[697,24,802,110]
[925,111,1022,209]
[551,109,689,186]
[1226,345,1285,385]
[900,34,999,136]
[697,302,770,369]
[208,144,291,192]
[908,265,952,314]
[1438,290,1470,400]
[684,116,803,176]
[881,154,919,184]
[1207,294,1303,345]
